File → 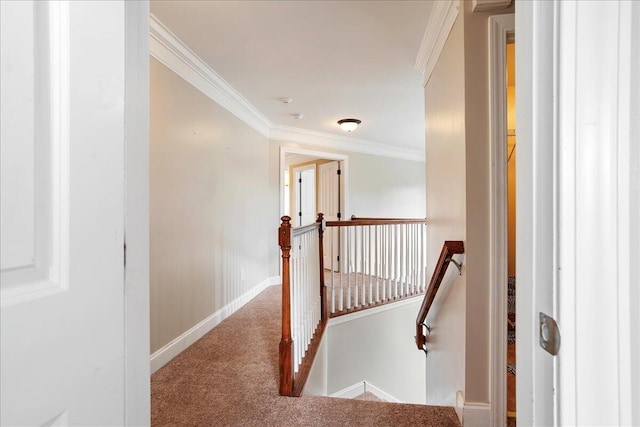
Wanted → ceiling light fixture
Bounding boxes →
[337,118,361,132]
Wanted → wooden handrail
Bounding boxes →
[350,215,428,223]
[415,240,464,351]
[326,217,427,227]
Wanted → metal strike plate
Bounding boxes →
[539,312,561,355]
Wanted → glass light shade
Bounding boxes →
[337,118,361,132]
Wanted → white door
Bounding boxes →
[293,165,316,227]
[555,1,639,425]
[518,1,640,425]
[318,161,341,269]
[1,2,129,425]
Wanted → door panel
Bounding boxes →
[1,1,127,424]
[318,161,340,270]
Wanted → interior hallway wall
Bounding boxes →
[150,58,271,353]
[462,0,514,405]
[423,11,467,405]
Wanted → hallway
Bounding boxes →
[151,285,460,426]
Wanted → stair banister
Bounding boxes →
[415,240,465,352]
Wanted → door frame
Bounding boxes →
[488,13,514,427]
[516,2,556,425]
[124,1,150,425]
[279,146,348,221]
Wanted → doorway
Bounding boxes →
[488,13,515,427]
[505,39,516,426]
[280,147,347,275]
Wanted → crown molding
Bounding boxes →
[270,125,425,162]
[149,14,272,137]
[414,0,460,87]
[149,14,425,163]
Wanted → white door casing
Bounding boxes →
[0,1,148,424]
[516,1,555,425]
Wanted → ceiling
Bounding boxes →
[150,1,433,153]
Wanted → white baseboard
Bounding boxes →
[329,380,401,403]
[365,381,401,403]
[455,391,465,424]
[150,276,280,373]
[330,382,365,399]
[463,402,491,427]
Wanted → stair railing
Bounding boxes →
[414,240,465,353]
[324,216,428,316]
[278,215,327,396]
[278,214,431,396]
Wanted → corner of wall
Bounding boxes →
[150,276,279,373]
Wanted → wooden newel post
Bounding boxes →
[279,216,293,396]
[316,213,327,320]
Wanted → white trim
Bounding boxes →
[150,276,279,373]
[329,380,401,403]
[327,295,423,326]
[488,13,514,427]
[414,0,459,87]
[271,125,424,162]
[149,15,271,137]
[365,381,401,403]
[124,1,150,424]
[455,391,465,424]
[463,402,491,427]
[149,14,425,163]
[330,382,365,399]
[472,0,512,12]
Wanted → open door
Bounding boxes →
[318,161,342,270]
[0,2,134,424]
[293,165,316,227]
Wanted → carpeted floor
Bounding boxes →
[151,285,460,426]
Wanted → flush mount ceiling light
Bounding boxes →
[337,118,361,132]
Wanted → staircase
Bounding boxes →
[278,214,464,397]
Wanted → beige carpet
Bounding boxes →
[151,285,460,426]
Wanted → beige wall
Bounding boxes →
[424,11,467,405]
[150,58,271,353]
[463,0,514,404]
[424,0,514,406]
[326,300,426,403]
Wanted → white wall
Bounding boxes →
[303,300,426,403]
[423,10,467,406]
[150,58,272,355]
[462,0,514,406]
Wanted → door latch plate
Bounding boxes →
[539,312,560,355]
